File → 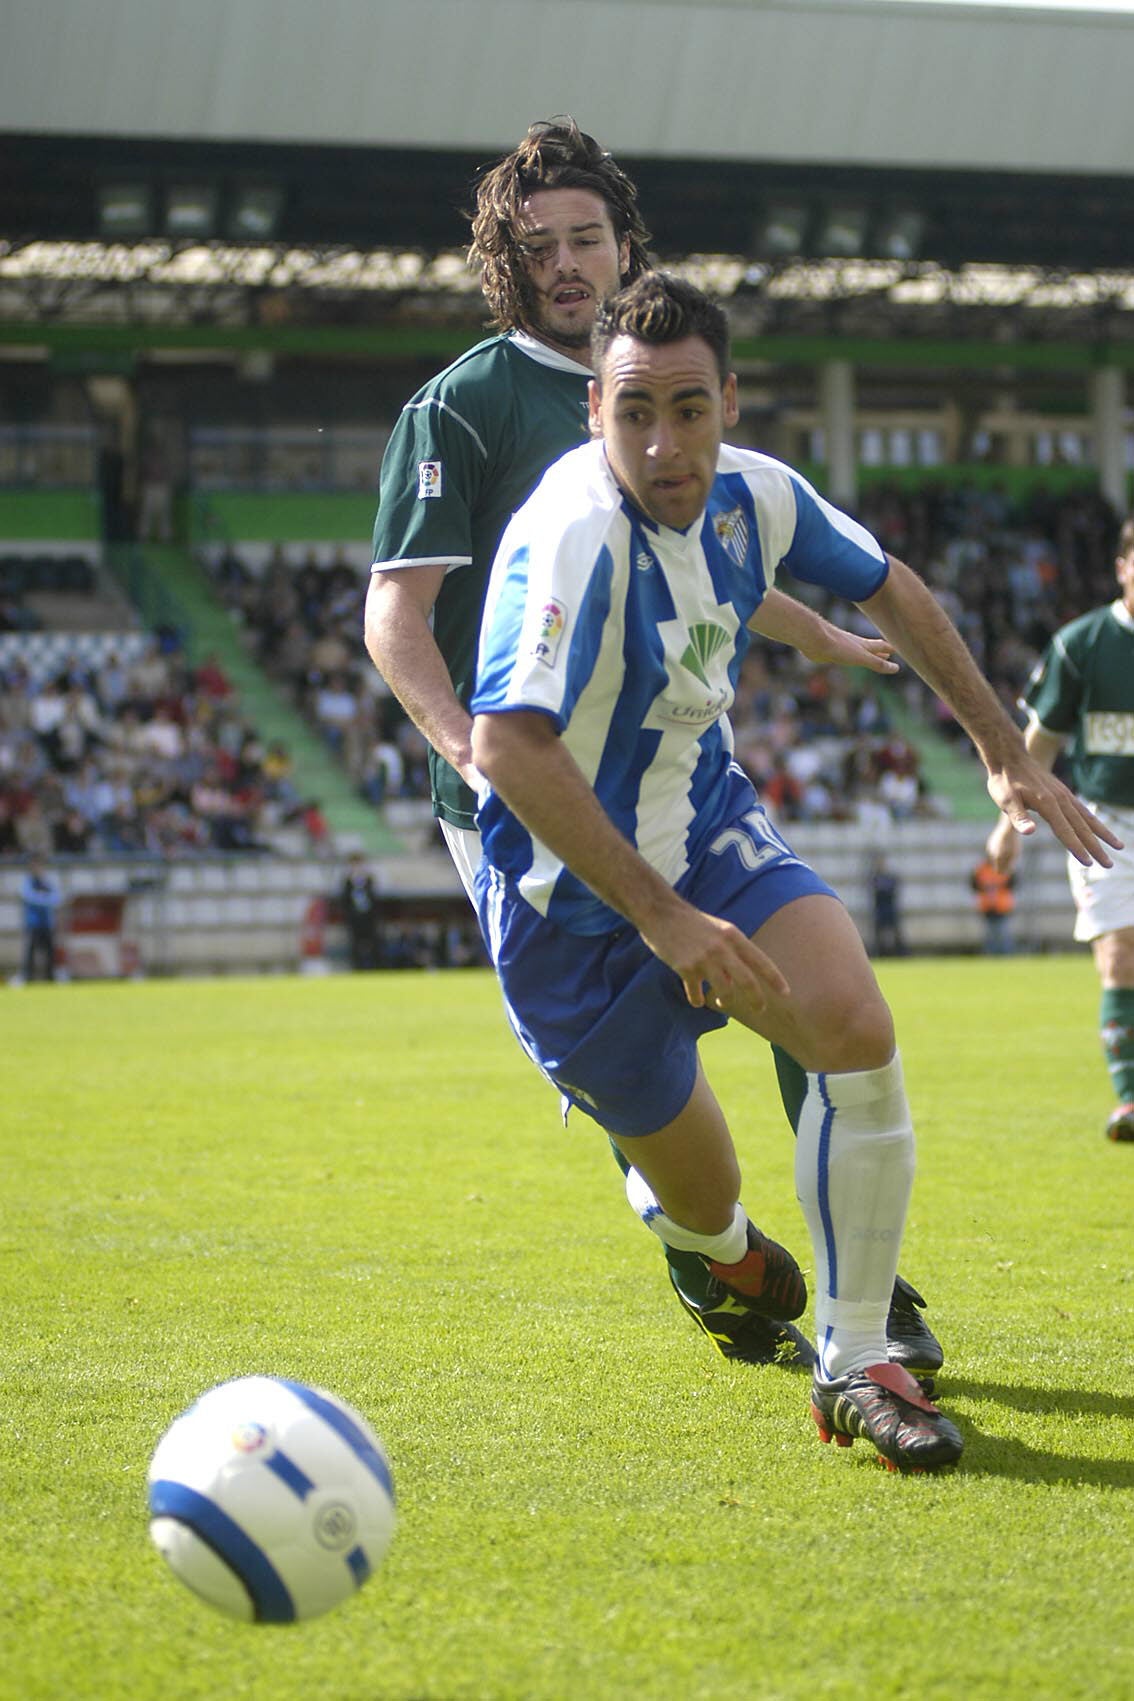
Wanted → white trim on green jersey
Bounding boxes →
[369,331,593,828]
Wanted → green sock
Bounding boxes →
[1100,988,1134,1104]
[772,1044,807,1135]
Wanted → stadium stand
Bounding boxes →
[4,0,1133,972]
[1,465,1103,976]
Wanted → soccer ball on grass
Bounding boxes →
[147,1375,396,1622]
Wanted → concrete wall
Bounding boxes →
[0,818,1080,979]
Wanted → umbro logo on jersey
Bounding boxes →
[713,506,749,566]
[635,550,654,573]
[417,460,443,499]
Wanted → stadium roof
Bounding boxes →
[2,1,1134,332]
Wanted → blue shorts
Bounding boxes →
[474,798,835,1138]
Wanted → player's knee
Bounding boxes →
[801,989,895,1073]
[1098,926,1134,986]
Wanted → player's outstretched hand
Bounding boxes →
[803,630,899,674]
[640,902,790,1013]
[986,761,1122,868]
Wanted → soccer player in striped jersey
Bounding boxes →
[987,520,1134,1142]
[469,272,1118,1470]
[365,120,935,1377]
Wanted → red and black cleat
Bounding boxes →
[706,1221,807,1322]
[810,1361,963,1473]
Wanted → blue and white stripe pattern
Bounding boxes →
[472,440,886,934]
[147,1375,395,1623]
[148,1477,300,1622]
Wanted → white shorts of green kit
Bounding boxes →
[1068,802,1134,942]
[439,819,481,907]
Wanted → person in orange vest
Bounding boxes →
[971,857,1017,955]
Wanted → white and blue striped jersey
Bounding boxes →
[471,439,888,934]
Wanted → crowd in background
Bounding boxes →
[205,478,1124,835]
[0,478,1124,867]
[209,541,432,811]
[0,633,330,862]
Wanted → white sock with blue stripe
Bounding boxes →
[794,1052,915,1383]
[625,1166,749,1263]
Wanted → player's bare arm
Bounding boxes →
[749,588,898,674]
[986,720,1066,869]
[470,709,789,1011]
[859,555,1120,868]
[364,566,478,787]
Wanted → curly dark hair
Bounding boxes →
[468,117,652,333]
[591,272,731,382]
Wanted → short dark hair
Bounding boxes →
[468,117,651,333]
[1118,515,1134,556]
[591,271,731,383]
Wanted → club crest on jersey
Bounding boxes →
[713,506,749,566]
[417,460,443,499]
[532,597,567,667]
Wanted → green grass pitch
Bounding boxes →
[2,956,1130,1700]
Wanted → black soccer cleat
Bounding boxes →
[668,1269,817,1370]
[702,1221,808,1322]
[1105,1101,1134,1143]
[886,1274,944,1387]
[810,1361,963,1473]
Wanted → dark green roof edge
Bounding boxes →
[4,318,1134,371]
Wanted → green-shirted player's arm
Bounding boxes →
[364,565,479,789]
[986,718,1067,871]
[749,588,898,674]
[860,555,1119,867]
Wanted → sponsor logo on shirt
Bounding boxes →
[647,613,735,729]
[532,597,567,667]
[417,460,443,499]
[635,549,655,573]
[712,506,749,566]
[1084,711,1134,756]
[680,620,730,687]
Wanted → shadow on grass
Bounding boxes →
[945,1376,1134,1487]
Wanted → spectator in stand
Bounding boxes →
[137,427,175,544]
[307,621,353,685]
[54,809,92,855]
[17,854,63,982]
[970,855,1017,955]
[138,704,184,763]
[54,682,102,773]
[312,674,359,754]
[28,675,67,762]
[102,800,148,855]
[869,855,907,958]
[296,799,331,853]
[194,654,233,699]
[0,791,20,855]
[126,639,173,711]
[339,852,384,970]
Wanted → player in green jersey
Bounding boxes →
[364,119,946,1375]
[988,517,1134,1142]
